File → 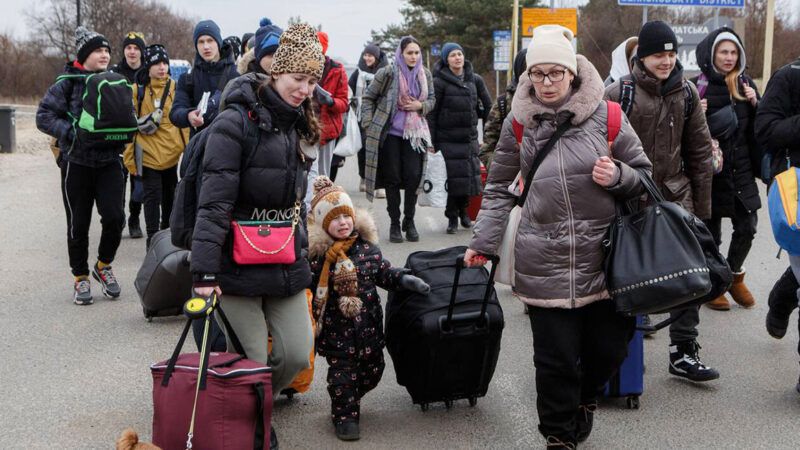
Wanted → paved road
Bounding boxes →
[1,129,799,449]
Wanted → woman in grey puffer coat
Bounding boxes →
[465,26,652,449]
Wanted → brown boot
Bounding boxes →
[729,271,756,308]
[705,293,731,311]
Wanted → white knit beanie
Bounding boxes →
[526,25,577,75]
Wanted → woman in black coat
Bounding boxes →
[691,27,760,311]
[190,23,325,448]
[427,42,492,233]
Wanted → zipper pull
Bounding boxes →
[669,116,674,128]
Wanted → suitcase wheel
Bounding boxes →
[468,397,477,407]
[444,400,453,410]
[420,403,429,412]
[281,388,297,400]
[143,307,153,322]
[626,395,640,409]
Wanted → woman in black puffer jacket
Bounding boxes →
[691,26,761,311]
[427,42,492,233]
[191,24,324,415]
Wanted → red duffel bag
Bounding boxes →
[467,162,488,221]
[151,295,272,450]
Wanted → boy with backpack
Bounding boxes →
[756,57,800,394]
[169,20,239,138]
[110,31,147,239]
[37,26,138,305]
[123,44,189,249]
[605,21,718,383]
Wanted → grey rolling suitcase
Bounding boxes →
[134,229,192,320]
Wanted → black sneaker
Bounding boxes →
[402,218,419,242]
[92,263,121,298]
[669,340,719,382]
[270,427,278,450]
[128,220,143,239]
[575,402,596,443]
[335,421,360,441]
[73,278,93,305]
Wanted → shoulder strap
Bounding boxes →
[512,118,524,144]
[137,83,146,116]
[618,75,636,117]
[682,81,694,120]
[498,96,508,122]
[606,100,622,150]
[517,119,571,207]
[159,79,172,110]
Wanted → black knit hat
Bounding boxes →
[76,26,111,64]
[122,31,146,56]
[637,21,678,59]
[144,44,169,70]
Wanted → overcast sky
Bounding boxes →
[3,0,798,64]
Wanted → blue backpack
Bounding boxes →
[767,166,800,256]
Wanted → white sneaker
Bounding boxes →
[375,189,386,198]
[359,179,366,192]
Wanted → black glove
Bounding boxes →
[400,274,430,294]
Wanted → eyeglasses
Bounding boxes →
[528,69,567,83]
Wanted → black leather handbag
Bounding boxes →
[706,102,739,141]
[604,172,717,316]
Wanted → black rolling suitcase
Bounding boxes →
[385,246,504,411]
[134,229,192,320]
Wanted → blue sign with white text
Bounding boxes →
[618,0,744,7]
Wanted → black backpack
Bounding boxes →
[170,103,260,249]
[57,72,138,149]
[618,74,695,121]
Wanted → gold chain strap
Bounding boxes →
[235,202,301,255]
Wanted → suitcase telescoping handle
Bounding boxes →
[444,254,500,331]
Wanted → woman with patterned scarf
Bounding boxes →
[360,36,436,243]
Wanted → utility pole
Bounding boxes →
[762,0,776,87]
[76,0,81,26]
[509,0,519,82]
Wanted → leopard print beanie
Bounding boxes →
[270,23,325,80]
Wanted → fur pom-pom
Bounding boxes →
[313,176,334,195]
[260,18,273,27]
[338,296,363,318]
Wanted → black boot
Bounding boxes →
[459,209,473,228]
[446,217,458,234]
[128,218,143,239]
[766,266,799,339]
[334,421,360,441]
[390,222,403,243]
[575,402,597,443]
[403,218,419,242]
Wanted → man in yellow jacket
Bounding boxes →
[124,44,189,248]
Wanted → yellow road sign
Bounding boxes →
[521,8,578,37]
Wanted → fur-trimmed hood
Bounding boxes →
[238,48,257,74]
[511,54,605,127]
[308,208,379,259]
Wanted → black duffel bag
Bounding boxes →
[604,171,731,316]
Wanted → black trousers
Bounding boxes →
[378,135,423,222]
[445,194,469,219]
[704,200,758,273]
[326,353,385,425]
[529,300,634,444]
[329,155,345,182]
[141,166,178,239]
[60,160,125,276]
[358,147,366,179]
[121,163,142,224]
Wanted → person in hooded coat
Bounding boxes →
[604,37,638,87]
[690,27,761,311]
[348,43,389,191]
[480,48,527,170]
[169,19,239,138]
[427,42,492,233]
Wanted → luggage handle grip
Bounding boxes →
[439,311,489,334]
[446,254,500,329]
